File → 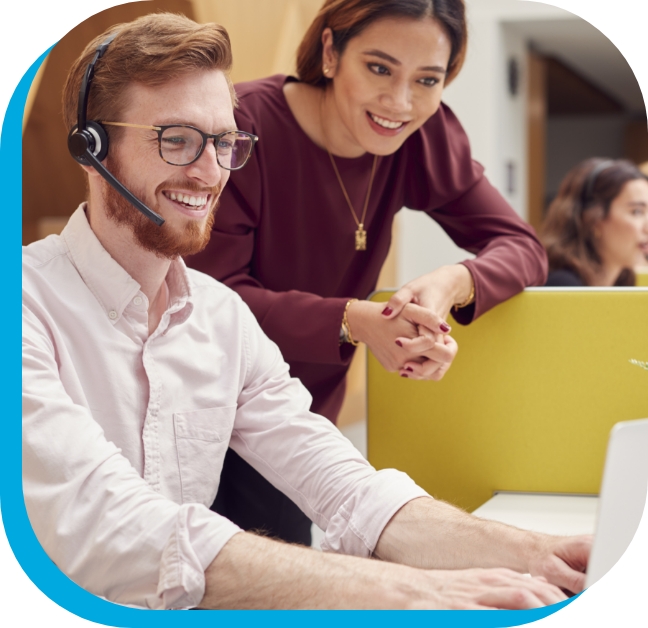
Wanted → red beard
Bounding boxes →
[100,158,220,259]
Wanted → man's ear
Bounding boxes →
[321,27,339,77]
[80,163,105,185]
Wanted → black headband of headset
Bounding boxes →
[580,160,614,211]
[77,33,117,133]
[70,32,165,226]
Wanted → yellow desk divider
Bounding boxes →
[637,271,648,287]
[367,288,648,512]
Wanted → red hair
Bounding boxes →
[62,13,235,135]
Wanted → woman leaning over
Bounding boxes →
[187,0,548,545]
[542,158,648,287]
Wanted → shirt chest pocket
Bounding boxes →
[174,405,236,506]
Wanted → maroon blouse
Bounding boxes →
[187,75,548,422]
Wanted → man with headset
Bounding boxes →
[22,13,591,610]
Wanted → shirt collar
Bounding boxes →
[62,204,194,325]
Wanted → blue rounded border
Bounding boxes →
[2,49,576,626]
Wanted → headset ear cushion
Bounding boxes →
[86,121,109,162]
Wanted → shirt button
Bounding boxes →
[133,296,143,306]
[108,310,118,320]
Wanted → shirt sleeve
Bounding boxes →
[22,300,242,610]
[229,300,429,556]
[187,109,353,368]
[404,104,548,324]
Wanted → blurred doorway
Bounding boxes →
[521,19,648,231]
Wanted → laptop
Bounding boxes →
[585,418,648,587]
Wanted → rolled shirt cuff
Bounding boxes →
[319,469,430,556]
[156,504,242,609]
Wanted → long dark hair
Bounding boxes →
[296,0,467,88]
[541,158,647,286]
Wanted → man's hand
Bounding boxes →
[409,568,567,610]
[201,532,569,610]
[374,497,592,595]
[527,535,592,595]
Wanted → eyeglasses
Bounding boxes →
[101,122,258,170]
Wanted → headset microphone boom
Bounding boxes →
[67,33,165,227]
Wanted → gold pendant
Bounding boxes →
[355,224,367,251]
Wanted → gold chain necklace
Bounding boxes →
[327,150,378,251]
[320,91,378,251]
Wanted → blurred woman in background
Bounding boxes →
[542,158,648,287]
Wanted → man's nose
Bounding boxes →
[185,140,223,187]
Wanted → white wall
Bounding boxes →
[396,0,572,286]
[441,0,567,187]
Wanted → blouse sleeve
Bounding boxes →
[186,110,352,368]
[403,104,548,324]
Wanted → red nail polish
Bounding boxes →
[395,340,403,347]
[382,307,393,316]
[406,367,413,372]
[401,373,408,378]
[440,323,450,333]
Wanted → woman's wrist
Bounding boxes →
[414,265,473,315]
[443,264,475,309]
[344,299,379,345]
[454,264,476,309]
[340,298,360,345]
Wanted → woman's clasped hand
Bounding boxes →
[346,264,474,380]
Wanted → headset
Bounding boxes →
[67,33,165,226]
[580,159,614,211]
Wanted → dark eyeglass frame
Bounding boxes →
[102,121,259,170]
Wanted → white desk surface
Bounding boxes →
[472,493,599,536]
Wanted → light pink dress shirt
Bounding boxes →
[22,206,428,609]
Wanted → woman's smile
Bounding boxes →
[319,16,451,157]
[366,111,410,135]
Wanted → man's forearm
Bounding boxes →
[374,497,543,572]
[200,532,415,609]
[199,529,569,610]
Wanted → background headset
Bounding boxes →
[580,160,614,211]
[67,33,165,226]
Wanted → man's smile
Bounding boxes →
[162,189,212,217]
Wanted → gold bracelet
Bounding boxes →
[342,298,360,346]
[453,279,475,310]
